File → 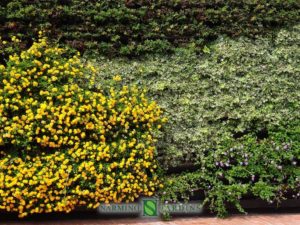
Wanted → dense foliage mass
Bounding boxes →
[95,25,300,216]
[0,0,299,218]
[0,0,299,55]
[161,126,300,217]
[96,25,300,168]
[0,37,165,217]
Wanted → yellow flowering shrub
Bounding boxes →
[0,36,165,217]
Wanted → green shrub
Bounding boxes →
[161,124,300,217]
[0,0,299,55]
[93,24,300,217]
[94,24,300,169]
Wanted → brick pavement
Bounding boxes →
[1,213,300,225]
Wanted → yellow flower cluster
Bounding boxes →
[0,35,20,45]
[0,35,22,63]
[0,37,166,217]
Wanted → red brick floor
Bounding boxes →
[1,213,300,225]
